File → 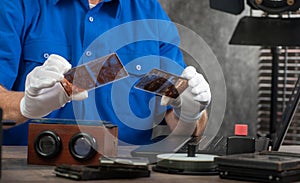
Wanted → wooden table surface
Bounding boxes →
[1,145,300,183]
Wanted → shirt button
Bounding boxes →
[136,64,142,71]
[85,51,92,57]
[89,16,94,22]
[43,53,50,59]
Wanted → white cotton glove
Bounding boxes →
[161,66,211,122]
[20,54,88,119]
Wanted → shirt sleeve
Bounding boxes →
[155,0,186,73]
[0,0,24,89]
[154,1,186,112]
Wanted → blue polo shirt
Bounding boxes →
[0,0,186,145]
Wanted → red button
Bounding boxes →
[234,124,248,136]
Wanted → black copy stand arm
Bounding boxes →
[269,46,280,141]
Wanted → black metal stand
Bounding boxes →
[229,16,300,143]
[270,47,280,139]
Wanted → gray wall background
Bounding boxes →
[159,0,260,136]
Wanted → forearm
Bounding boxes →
[165,109,208,137]
[0,85,28,124]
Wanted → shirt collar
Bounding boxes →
[50,0,59,4]
[50,0,122,18]
[103,0,122,19]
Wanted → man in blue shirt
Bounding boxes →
[0,0,211,145]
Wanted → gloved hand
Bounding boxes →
[161,66,211,122]
[20,54,88,119]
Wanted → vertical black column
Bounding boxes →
[270,47,280,142]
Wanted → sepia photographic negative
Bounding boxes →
[61,53,128,96]
[135,69,188,99]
